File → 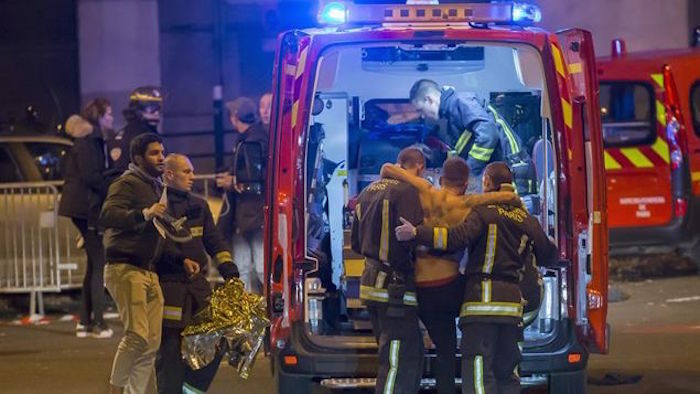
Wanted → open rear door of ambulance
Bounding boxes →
[556,29,610,354]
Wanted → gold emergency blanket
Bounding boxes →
[181,278,269,379]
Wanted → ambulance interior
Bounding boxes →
[302,42,562,346]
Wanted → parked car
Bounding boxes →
[0,133,86,312]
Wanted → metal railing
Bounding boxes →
[0,181,86,315]
[0,174,225,317]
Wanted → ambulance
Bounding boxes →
[597,39,700,262]
[251,1,610,392]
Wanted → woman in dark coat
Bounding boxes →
[58,98,113,338]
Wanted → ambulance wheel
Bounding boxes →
[688,242,700,270]
[548,369,586,394]
[273,359,313,394]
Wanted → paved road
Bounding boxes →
[1,276,699,393]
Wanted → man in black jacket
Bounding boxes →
[106,86,163,176]
[155,153,240,394]
[396,162,558,394]
[100,133,198,394]
[351,147,425,394]
[216,97,269,293]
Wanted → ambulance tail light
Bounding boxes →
[667,117,683,171]
[663,64,688,172]
[675,198,688,218]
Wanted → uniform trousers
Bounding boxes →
[460,322,520,394]
[367,302,424,394]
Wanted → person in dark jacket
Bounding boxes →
[216,97,269,293]
[351,147,425,394]
[395,162,558,394]
[410,80,537,194]
[58,98,114,338]
[106,86,163,176]
[100,133,197,394]
[155,153,239,394]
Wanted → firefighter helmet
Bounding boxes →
[128,86,162,126]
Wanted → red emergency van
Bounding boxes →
[598,40,700,262]
[253,1,610,392]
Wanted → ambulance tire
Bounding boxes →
[548,369,586,394]
[688,242,700,270]
[273,359,313,394]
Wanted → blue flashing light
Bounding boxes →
[319,2,347,25]
[512,3,542,23]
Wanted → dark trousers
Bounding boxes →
[460,323,521,394]
[417,277,464,394]
[71,218,106,326]
[367,303,424,394]
[156,327,224,394]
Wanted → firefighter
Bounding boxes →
[107,86,163,176]
[155,153,240,394]
[351,147,426,394]
[395,162,558,394]
[380,157,521,394]
[100,133,193,394]
[410,79,537,195]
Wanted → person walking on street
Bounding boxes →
[216,97,269,293]
[351,147,426,394]
[395,162,558,394]
[106,86,163,176]
[100,133,195,394]
[58,99,114,338]
[155,153,240,394]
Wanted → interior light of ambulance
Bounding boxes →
[319,1,348,25]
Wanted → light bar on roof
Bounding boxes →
[317,1,542,26]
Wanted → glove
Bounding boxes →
[218,262,240,281]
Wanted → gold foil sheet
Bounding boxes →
[182,278,269,379]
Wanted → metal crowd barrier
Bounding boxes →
[0,181,86,316]
[0,175,224,317]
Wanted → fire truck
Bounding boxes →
[255,1,610,392]
[597,39,700,262]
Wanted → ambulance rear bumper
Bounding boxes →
[274,319,586,381]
